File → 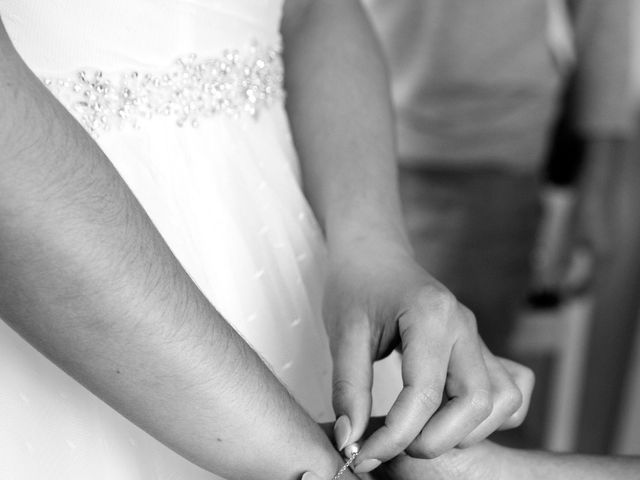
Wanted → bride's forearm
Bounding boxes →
[499,445,640,480]
[0,22,351,480]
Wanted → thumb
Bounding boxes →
[330,313,374,451]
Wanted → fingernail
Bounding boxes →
[333,415,352,451]
[343,442,360,459]
[353,459,381,473]
[301,472,321,480]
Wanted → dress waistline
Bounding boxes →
[42,43,284,137]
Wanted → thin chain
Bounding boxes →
[331,450,359,480]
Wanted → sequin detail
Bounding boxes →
[42,44,284,137]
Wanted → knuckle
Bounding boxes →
[458,305,478,333]
[519,365,536,390]
[469,389,493,420]
[411,285,458,320]
[415,385,443,411]
[501,385,524,415]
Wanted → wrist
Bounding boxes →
[439,441,509,480]
[325,215,413,262]
[487,443,511,480]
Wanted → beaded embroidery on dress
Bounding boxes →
[0,1,337,478]
[43,46,285,136]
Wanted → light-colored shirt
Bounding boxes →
[363,0,633,172]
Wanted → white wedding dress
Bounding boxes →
[0,1,401,478]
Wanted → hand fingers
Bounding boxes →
[330,309,374,451]
[459,351,536,447]
[457,350,523,447]
[354,305,451,470]
[301,473,322,480]
[497,357,535,429]
[406,322,493,458]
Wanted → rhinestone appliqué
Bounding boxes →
[42,44,284,137]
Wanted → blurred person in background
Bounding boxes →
[571,0,640,453]
[362,0,634,357]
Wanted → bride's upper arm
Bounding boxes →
[0,16,30,103]
[0,16,16,78]
[0,16,60,157]
[0,15,21,68]
[0,17,25,135]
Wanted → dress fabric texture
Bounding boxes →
[0,1,401,478]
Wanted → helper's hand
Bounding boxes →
[324,239,534,473]
[373,441,504,480]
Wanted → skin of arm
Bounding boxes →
[538,138,626,289]
[378,440,640,480]
[282,0,534,471]
[0,17,358,480]
[501,446,640,480]
[573,138,626,263]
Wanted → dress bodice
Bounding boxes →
[1,0,287,136]
[0,0,284,75]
